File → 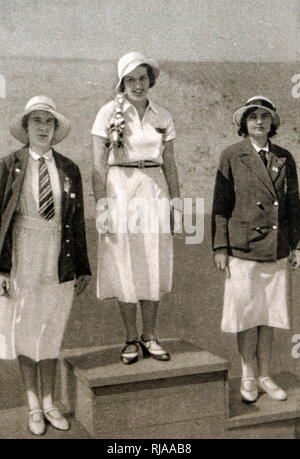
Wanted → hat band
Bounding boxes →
[245,99,276,112]
[26,103,56,112]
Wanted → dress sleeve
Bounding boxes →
[91,102,113,138]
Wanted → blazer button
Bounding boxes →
[66,239,70,243]
[66,253,71,257]
[272,225,277,230]
[273,201,279,207]
[65,224,70,228]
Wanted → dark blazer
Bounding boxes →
[212,138,300,261]
[0,147,91,282]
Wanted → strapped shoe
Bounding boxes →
[121,341,139,365]
[28,409,46,436]
[44,407,70,431]
[140,336,170,361]
[240,377,258,403]
[258,376,287,401]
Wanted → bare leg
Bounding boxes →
[237,328,258,379]
[39,358,57,411]
[39,358,70,429]
[140,300,159,340]
[256,325,286,399]
[18,355,41,411]
[257,326,273,377]
[118,302,138,342]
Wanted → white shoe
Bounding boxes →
[28,409,46,436]
[258,376,287,401]
[44,407,70,431]
[140,336,170,361]
[240,377,258,403]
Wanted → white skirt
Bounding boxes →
[222,256,290,333]
[0,215,74,361]
[96,166,173,303]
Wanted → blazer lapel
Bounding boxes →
[0,148,28,252]
[239,139,277,197]
[2,148,28,213]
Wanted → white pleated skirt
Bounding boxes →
[96,166,173,303]
[0,215,74,361]
[222,256,290,333]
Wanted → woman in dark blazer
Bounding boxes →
[212,96,300,403]
[0,96,91,435]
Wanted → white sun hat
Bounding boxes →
[116,51,160,92]
[9,95,71,145]
[233,96,280,128]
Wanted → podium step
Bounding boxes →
[60,340,229,438]
[224,373,300,439]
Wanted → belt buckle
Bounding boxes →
[138,160,145,169]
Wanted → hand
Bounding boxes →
[290,250,300,270]
[0,273,11,296]
[214,249,230,278]
[74,275,91,295]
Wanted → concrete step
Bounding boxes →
[60,340,229,438]
[224,372,300,439]
[0,403,91,439]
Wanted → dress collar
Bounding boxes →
[122,97,158,114]
[29,147,53,161]
[251,140,269,153]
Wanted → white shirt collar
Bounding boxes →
[29,148,53,161]
[251,140,269,153]
[123,97,158,114]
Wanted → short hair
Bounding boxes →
[238,107,277,138]
[119,64,156,93]
[22,112,59,131]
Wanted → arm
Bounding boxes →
[212,149,235,272]
[285,153,300,250]
[0,155,13,276]
[162,140,180,200]
[92,135,108,202]
[285,153,300,269]
[73,166,91,281]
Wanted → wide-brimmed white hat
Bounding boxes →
[116,51,160,92]
[233,96,280,128]
[9,95,71,145]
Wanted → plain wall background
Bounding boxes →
[1,1,300,408]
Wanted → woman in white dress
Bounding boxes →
[0,96,91,435]
[212,96,300,403]
[92,52,180,364]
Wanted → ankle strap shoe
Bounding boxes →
[240,377,258,403]
[258,376,287,401]
[28,409,46,436]
[140,336,171,361]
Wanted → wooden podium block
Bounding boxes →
[60,340,229,438]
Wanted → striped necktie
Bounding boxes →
[39,157,55,220]
[258,150,268,168]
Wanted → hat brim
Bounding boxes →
[233,105,280,128]
[9,106,71,145]
[116,59,160,92]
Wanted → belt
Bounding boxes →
[110,161,162,169]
